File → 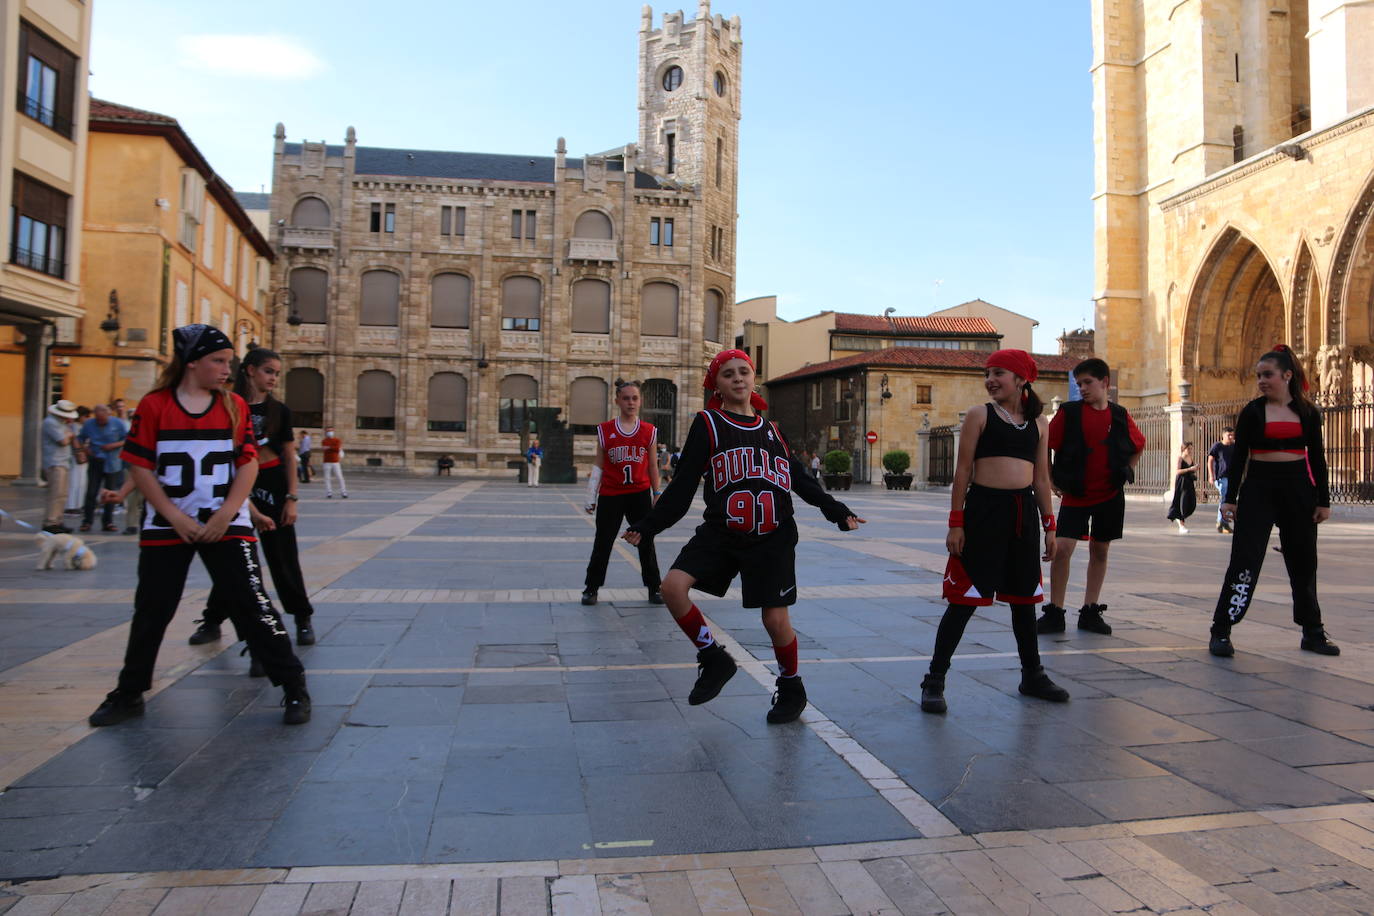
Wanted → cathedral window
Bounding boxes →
[662,66,683,91]
[714,71,726,97]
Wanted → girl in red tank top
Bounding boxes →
[581,380,664,606]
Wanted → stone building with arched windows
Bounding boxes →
[1094,0,1374,499]
[266,3,739,474]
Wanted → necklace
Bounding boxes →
[992,401,1028,431]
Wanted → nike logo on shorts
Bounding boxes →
[779,585,795,597]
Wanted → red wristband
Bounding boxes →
[1042,513,1056,532]
[948,510,964,528]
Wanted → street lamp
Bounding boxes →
[235,318,258,351]
[877,373,892,484]
[277,287,303,326]
[101,289,121,400]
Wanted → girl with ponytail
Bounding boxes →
[1210,343,1336,658]
[88,325,310,728]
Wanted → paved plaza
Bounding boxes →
[2,477,1374,913]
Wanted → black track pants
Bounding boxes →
[117,539,304,693]
[204,465,314,627]
[584,489,662,591]
[1212,460,1323,635]
[930,603,1042,675]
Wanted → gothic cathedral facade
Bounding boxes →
[266,3,741,473]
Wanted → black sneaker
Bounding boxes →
[1209,634,1235,657]
[1036,604,1067,634]
[581,588,597,606]
[281,680,311,725]
[766,676,807,724]
[1018,667,1070,702]
[88,690,144,727]
[648,589,665,604]
[42,523,73,534]
[1301,630,1341,656]
[688,643,737,705]
[123,526,137,535]
[187,620,221,646]
[296,620,316,646]
[920,673,947,714]
[1077,604,1113,635]
[249,658,266,678]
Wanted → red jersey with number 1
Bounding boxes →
[598,418,657,495]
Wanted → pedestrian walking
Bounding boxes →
[1166,442,1198,533]
[41,401,77,534]
[87,324,310,728]
[1208,426,1236,533]
[189,347,318,654]
[623,349,865,724]
[810,450,822,480]
[1036,358,1145,636]
[582,380,664,607]
[1209,344,1338,658]
[320,426,347,498]
[920,349,1067,714]
[658,443,673,484]
[297,429,313,483]
[78,404,128,532]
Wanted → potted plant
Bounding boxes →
[822,449,852,491]
[882,449,913,490]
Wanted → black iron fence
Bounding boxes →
[1316,386,1374,504]
[928,425,955,486]
[1124,404,1172,496]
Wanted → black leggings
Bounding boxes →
[204,464,314,626]
[117,539,304,693]
[930,603,1042,675]
[585,489,661,590]
[1212,460,1323,636]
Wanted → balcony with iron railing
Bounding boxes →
[9,245,65,278]
[21,97,73,139]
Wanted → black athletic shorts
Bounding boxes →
[672,519,799,608]
[1057,490,1126,542]
[943,484,1045,607]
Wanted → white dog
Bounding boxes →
[35,533,98,571]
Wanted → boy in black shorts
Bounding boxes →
[1036,358,1145,635]
[624,350,864,723]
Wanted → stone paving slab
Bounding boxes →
[2,478,1374,904]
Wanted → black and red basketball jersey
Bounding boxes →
[698,408,795,537]
[122,388,257,546]
[597,418,657,495]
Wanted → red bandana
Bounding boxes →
[703,349,768,412]
[985,349,1038,384]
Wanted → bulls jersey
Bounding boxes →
[122,388,258,546]
[597,418,657,495]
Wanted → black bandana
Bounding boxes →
[173,324,234,363]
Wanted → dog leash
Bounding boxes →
[0,507,91,562]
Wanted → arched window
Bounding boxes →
[572,210,613,239]
[501,276,541,331]
[641,378,677,449]
[356,370,396,430]
[285,367,324,429]
[571,278,611,334]
[427,372,467,432]
[569,377,608,435]
[290,197,330,227]
[499,374,538,433]
[704,289,724,343]
[431,273,471,328]
[360,270,400,326]
[289,267,328,324]
[641,282,679,337]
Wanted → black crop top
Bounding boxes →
[973,403,1038,463]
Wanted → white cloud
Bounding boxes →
[175,34,326,80]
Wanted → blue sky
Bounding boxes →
[90,1,1093,353]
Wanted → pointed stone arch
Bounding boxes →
[1327,169,1374,357]
[1290,239,1322,361]
[1181,226,1286,401]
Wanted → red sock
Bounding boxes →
[774,637,799,678]
[675,605,715,649]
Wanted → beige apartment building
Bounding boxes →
[267,3,741,471]
[0,0,91,481]
[1094,0,1374,404]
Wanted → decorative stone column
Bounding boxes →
[914,413,931,491]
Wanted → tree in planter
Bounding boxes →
[882,450,911,475]
[822,449,853,491]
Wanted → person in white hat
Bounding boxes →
[42,400,78,533]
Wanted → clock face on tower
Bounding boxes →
[662,66,683,91]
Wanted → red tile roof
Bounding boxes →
[832,313,998,336]
[89,98,178,125]
[765,347,1081,385]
